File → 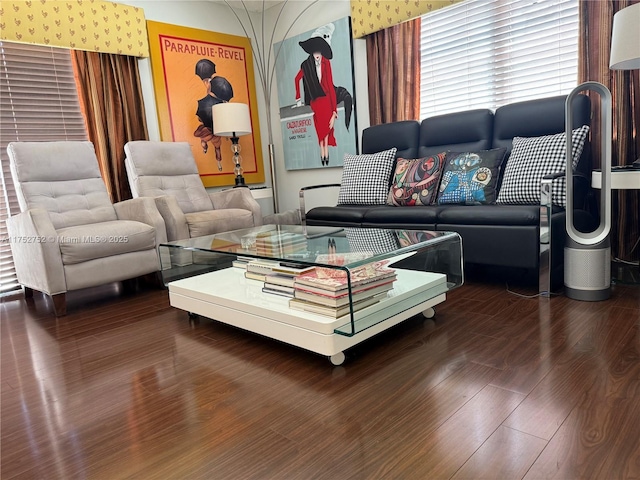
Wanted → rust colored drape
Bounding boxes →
[72,51,149,203]
[366,18,421,126]
[579,0,639,261]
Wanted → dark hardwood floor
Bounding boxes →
[1,275,638,479]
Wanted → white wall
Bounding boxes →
[121,0,369,214]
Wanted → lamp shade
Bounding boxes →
[610,2,640,70]
[212,102,252,137]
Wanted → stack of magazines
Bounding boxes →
[289,260,397,317]
[261,263,315,298]
[254,231,307,256]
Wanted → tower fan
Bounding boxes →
[564,83,611,301]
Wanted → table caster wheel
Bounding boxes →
[422,307,435,319]
[329,352,346,366]
[188,312,199,322]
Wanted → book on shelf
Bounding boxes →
[246,259,281,275]
[293,282,394,308]
[262,286,295,298]
[288,296,380,318]
[294,260,395,292]
[245,271,267,282]
[262,283,295,295]
[264,273,297,288]
[294,274,397,297]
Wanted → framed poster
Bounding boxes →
[147,21,265,187]
[274,17,357,171]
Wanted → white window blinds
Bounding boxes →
[420,0,579,118]
[0,42,87,293]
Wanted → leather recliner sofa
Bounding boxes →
[300,95,598,293]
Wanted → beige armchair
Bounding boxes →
[6,141,167,316]
[124,141,262,242]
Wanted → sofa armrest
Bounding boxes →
[5,209,66,295]
[153,196,189,242]
[209,188,262,227]
[114,197,168,246]
[299,184,341,230]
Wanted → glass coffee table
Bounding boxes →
[159,225,463,365]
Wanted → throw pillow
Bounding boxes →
[337,148,397,205]
[345,228,399,254]
[386,153,446,206]
[436,148,507,205]
[496,125,590,207]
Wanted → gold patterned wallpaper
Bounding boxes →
[351,0,463,38]
[0,0,149,57]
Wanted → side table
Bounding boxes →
[591,168,640,284]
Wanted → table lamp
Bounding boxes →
[212,102,252,187]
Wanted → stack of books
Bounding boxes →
[231,256,253,269]
[254,231,307,256]
[262,263,315,298]
[289,260,397,317]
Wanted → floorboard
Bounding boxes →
[1,276,638,479]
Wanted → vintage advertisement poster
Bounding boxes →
[274,17,357,171]
[147,21,264,187]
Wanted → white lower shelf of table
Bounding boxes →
[168,267,448,359]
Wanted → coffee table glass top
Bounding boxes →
[159,225,461,274]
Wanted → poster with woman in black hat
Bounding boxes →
[294,24,338,166]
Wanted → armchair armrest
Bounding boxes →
[152,196,189,242]
[299,184,341,229]
[209,188,262,227]
[5,209,66,295]
[114,197,167,246]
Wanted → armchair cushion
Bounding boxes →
[124,141,213,213]
[56,221,156,265]
[185,209,255,238]
[8,141,118,229]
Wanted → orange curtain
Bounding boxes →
[366,18,421,126]
[579,0,639,261]
[72,51,149,203]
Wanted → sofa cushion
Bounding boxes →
[57,220,156,265]
[386,153,446,206]
[362,205,441,227]
[337,148,397,205]
[185,208,254,237]
[362,121,419,160]
[418,109,494,158]
[305,205,370,227]
[437,148,506,205]
[436,204,559,226]
[496,125,589,207]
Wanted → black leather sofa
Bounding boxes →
[300,95,597,292]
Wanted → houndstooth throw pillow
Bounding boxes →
[496,125,590,208]
[337,148,397,205]
[345,228,399,254]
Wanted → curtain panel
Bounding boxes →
[72,51,149,203]
[579,0,639,261]
[366,18,421,126]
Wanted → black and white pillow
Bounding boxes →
[496,125,590,208]
[337,148,397,205]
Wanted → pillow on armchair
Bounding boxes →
[496,125,590,207]
[337,148,397,205]
[386,153,446,206]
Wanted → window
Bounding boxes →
[420,0,579,118]
[0,42,87,293]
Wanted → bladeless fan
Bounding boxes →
[564,82,611,301]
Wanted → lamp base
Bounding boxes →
[234,175,248,188]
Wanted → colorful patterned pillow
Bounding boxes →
[337,148,397,205]
[496,125,590,207]
[436,148,507,205]
[386,153,446,206]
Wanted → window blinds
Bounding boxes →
[0,41,87,293]
[420,0,579,118]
